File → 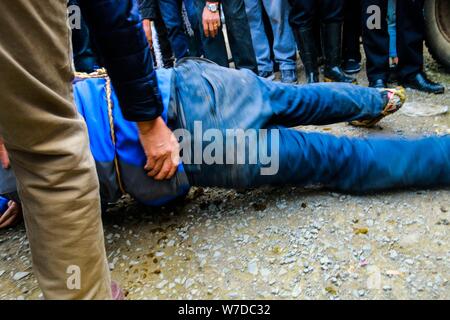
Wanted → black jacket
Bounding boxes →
[79,0,163,121]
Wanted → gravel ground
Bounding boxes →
[0,53,449,300]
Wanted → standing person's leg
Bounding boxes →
[262,0,298,83]
[183,0,204,57]
[361,0,390,87]
[396,0,423,81]
[244,0,274,77]
[320,0,356,83]
[0,0,111,299]
[343,0,362,74]
[397,0,444,93]
[195,0,230,67]
[288,0,320,83]
[159,0,191,60]
[221,0,259,73]
[153,9,175,68]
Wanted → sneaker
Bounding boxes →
[281,69,298,84]
[259,70,275,81]
[350,87,406,128]
[342,59,361,74]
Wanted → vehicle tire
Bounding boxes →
[424,0,450,69]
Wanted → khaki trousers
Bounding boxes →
[0,0,111,299]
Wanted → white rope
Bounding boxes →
[151,23,164,69]
[181,2,194,37]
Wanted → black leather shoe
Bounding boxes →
[402,73,445,94]
[369,79,387,89]
[324,66,357,84]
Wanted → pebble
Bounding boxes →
[167,240,176,247]
[260,268,271,278]
[12,272,30,281]
[292,285,302,298]
[156,280,168,289]
[185,278,195,289]
[405,259,415,265]
[248,261,259,276]
[228,292,239,299]
[389,250,399,260]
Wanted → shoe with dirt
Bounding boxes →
[350,87,406,128]
[281,69,298,84]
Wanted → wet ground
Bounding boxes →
[0,53,449,300]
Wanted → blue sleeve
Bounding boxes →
[79,0,163,121]
[138,0,158,20]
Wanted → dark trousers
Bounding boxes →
[195,0,258,73]
[159,0,201,60]
[69,0,99,73]
[343,0,362,62]
[362,0,424,82]
[152,5,175,68]
[288,0,345,29]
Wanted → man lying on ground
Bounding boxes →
[1,58,449,229]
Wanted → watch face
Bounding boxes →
[208,3,218,12]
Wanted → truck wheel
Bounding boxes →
[424,0,450,70]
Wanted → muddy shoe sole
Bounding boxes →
[350,87,407,128]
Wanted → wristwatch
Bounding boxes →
[206,2,219,13]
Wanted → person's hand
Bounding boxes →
[202,3,221,38]
[138,117,180,181]
[0,201,22,229]
[143,19,153,48]
[0,138,10,169]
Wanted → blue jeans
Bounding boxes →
[244,0,297,72]
[170,59,450,193]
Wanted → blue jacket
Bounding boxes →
[137,0,158,20]
[79,0,163,121]
[0,69,190,207]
